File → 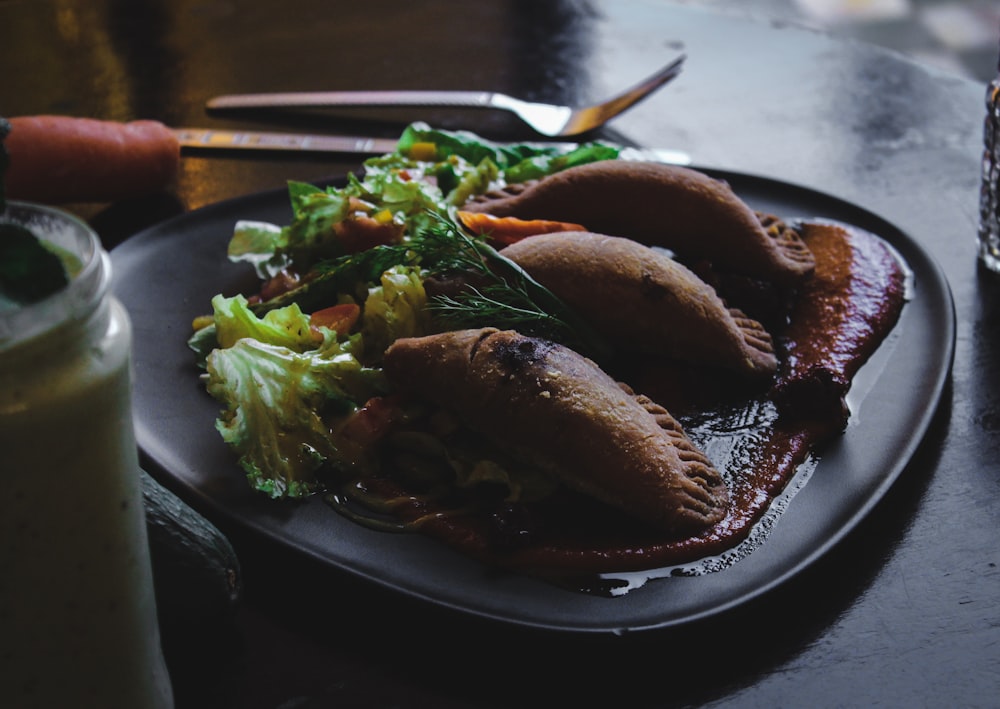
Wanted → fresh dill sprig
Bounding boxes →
[429,283,570,338]
[406,217,483,272]
[317,242,417,282]
[254,210,613,361]
[251,243,417,315]
[418,215,613,361]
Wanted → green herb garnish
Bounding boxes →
[0,224,71,303]
[416,216,613,361]
[0,117,70,304]
[252,213,613,361]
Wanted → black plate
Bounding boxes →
[111,168,954,633]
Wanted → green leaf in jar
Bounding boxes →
[0,223,70,303]
[0,116,70,304]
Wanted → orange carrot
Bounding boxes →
[3,116,180,204]
[309,303,361,338]
[456,211,586,246]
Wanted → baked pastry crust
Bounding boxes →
[501,230,778,377]
[383,328,729,535]
[464,160,816,285]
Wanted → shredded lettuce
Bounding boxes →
[198,295,387,497]
[198,123,628,502]
[224,122,623,277]
[211,293,316,351]
[283,183,354,269]
[361,265,429,360]
[206,333,385,499]
[226,220,288,279]
[395,122,621,184]
[207,338,371,498]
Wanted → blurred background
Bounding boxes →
[703,0,998,82]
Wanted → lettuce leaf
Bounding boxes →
[283,182,354,268]
[360,265,429,360]
[211,293,316,351]
[222,123,623,278]
[226,220,288,280]
[205,334,385,499]
[394,121,621,182]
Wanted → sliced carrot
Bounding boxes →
[310,303,361,338]
[456,211,586,246]
[259,268,302,301]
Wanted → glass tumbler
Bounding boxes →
[0,203,174,708]
[978,43,1000,272]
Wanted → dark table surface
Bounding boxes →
[4,1,998,707]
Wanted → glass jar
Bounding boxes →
[978,43,1000,272]
[0,203,174,708]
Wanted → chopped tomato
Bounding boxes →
[309,303,361,338]
[333,212,404,253]
[259,268,303,301]
[339,396,403,447]
[456,211,586,246]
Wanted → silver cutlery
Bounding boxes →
[204,54,686,138]
[173,127,690,164]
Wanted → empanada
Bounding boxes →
[464,160,815,285]
[501,231,778,377]
[383,328,729,535]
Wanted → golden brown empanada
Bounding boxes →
[464,160,815,285]
[501,231,778,377]
[383,328,729,535]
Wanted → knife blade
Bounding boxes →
[173,127,400,155]
[173,127,690,164]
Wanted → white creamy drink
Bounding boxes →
[0,203,174,708]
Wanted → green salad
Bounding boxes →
[190,123,622,499]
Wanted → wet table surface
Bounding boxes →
[2,1,998,707]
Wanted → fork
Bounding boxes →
[205,54,685,138]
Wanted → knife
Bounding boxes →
[173,127,691,165]
[173,127,399,155]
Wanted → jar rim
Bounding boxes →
[0,202,109,349]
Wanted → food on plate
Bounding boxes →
[383,328,728,535]
[771,220,909,426]
[463,160,817,285]
[3,115,180,204]
[455,211,586,246]
[189,124,907,582]
[499,230,778,377]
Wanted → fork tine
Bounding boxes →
[556,54,686,137]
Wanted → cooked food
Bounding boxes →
[188,125,908,584]
[383,328,729,535]
[771,220,908,425]
[500,231,777,377]
[3,116,180,204]
[372,223,907,575]
[463,160,816,285]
